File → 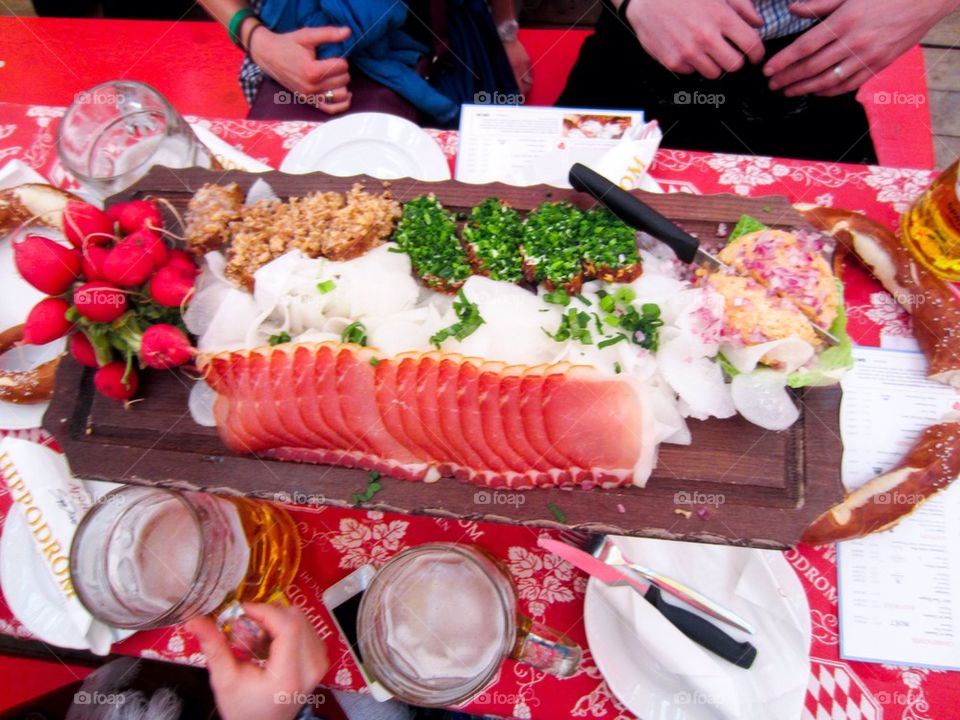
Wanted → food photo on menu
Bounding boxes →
[0,1,959,719]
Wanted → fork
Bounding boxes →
[560,530,755,635]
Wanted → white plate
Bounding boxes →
[584,539,811,720]
[0,480,132,650]
[0,227,66,430]
[280,112,451,181]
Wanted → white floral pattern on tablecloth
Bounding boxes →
[1,100,959,720]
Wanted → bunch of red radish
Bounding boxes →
[15,198,198,402]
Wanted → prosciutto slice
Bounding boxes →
[198,342,655,489]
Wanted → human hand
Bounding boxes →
[764,0,960,96]
[503,39,533,96]
[250,26,353,114]
[622,0,765,78]
[187,604,330,720]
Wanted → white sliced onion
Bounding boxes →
[658,335,735,420]
[188,380,218,427]
[245,178,279,206]
[721,337,815,375]
[730,370,800,431]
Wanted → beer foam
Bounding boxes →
[382,554,506,682]
[107,498,201,615]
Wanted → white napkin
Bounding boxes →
[590,120,664,193]
[0,437,118,654]
[190,123,273,173]
[0,159,47,192]
[592,537,810,720]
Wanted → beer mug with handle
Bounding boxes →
[358,543,582,706]
[69,486,300,657]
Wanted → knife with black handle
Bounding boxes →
[568,162,707,266]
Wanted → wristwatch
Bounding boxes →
[497,19,519,43]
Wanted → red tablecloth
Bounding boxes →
[0,101,949,720]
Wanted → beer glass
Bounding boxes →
[358,543,581,707]
[69,486,300,639]
[56,80,216,197]
[901,159,960,281]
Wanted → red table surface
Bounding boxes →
[0,101,952,719]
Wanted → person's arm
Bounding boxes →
[489,0,533,95]
[613,0,765,78]
[763,0,960,97]
[187,604,330,720]
[199,0,354,114]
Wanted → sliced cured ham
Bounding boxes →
[198,341,655,489]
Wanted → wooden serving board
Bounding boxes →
[44,167,844,548]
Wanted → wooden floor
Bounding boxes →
[924,10,960,169]
[2,1,958,167]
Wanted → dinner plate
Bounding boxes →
[0,226,66,429]
[0,480,132,650]
[584,538,811,720]
[280,112,451,181]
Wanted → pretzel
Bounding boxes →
[0,325,61,404]
[802,419,960,544]
[0,183,79,236]
[801,207,960,388]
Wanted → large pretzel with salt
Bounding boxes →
[0,325,60,404]
[797,207,960,543]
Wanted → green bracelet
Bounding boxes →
[228,7,256,48]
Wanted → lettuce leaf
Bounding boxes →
[787,278,854,388]
[728,215,767,243]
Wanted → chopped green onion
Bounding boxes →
[543,288,571,306]
[599,294,616,313]
[574,293,591,306]
[547,502,567,523]
[317,279,336,294]
[352,471,383,504]
[598,333,627,349]
[370,357,380,367]
[429,289,485,348]
[613,362,622,374]
[341,321,368,346]
[614,286,636,304]
[268,331,291,346]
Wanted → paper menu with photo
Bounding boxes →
[837,346,960,670]
[455,105,645,187]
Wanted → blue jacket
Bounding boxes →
[259,0,458,124]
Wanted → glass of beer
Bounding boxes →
[56,80,216,197]
[69,486,300,646]
[358,543,581,707]
[901,159,960,281]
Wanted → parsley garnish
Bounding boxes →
[429,289,485,348]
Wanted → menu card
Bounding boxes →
[837,347,960,670]
[455,104,645,187]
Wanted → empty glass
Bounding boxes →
[56,80,215,196]
[358,543,581,706]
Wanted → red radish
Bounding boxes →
[112,200,164,235]
[94,361,139,401]
[165,249,198,276]
[103,237,155,287]
[81,244,111,282]
[69,331,102,367]
[140,324,195,369]
[126,229,169,269]
[149,264,195,307]
[13,234,82,295]
[74,281,127,322]
[63,201,114,248]
[23,297,73,344]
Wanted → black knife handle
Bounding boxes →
[644,585,757,669]
[568,163,700,263]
